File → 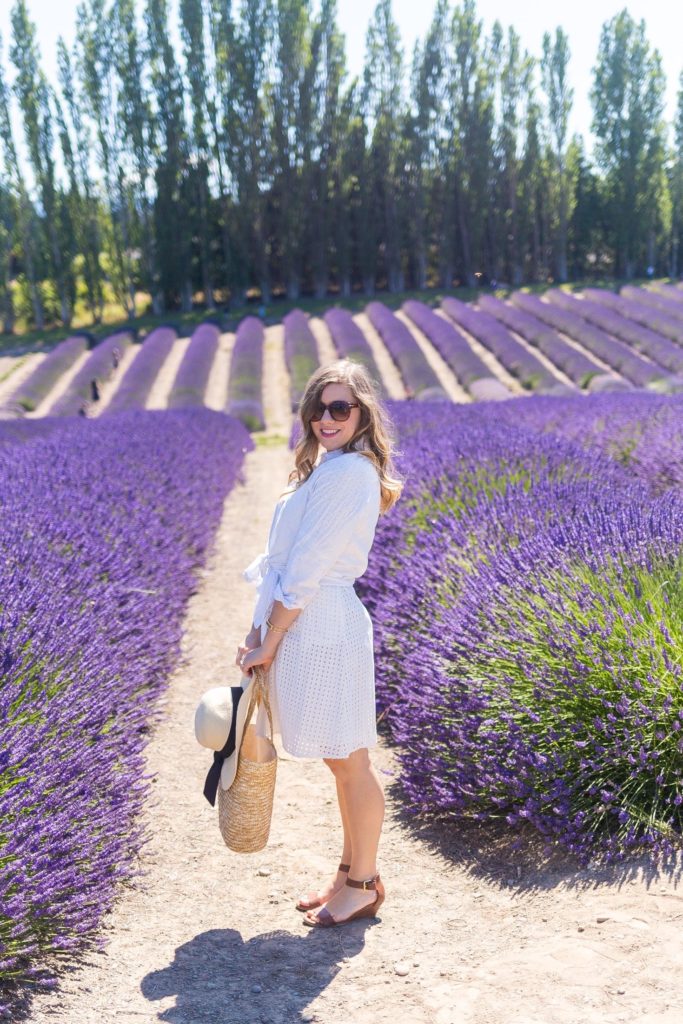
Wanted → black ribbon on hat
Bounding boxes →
[203,686,246,807]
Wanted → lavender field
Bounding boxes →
[0,409,252,1014]
[3,286,683,1011]
[3,287,683,424]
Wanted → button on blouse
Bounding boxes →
[243,449,381,628]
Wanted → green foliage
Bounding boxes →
[1,0,682,335]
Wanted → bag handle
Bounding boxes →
[240,664,274,749]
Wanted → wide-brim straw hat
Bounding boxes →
[195,672,255,805]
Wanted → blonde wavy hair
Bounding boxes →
[285,359,403,514]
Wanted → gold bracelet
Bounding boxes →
[266,617,289,633]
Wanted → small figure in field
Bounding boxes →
[78,401,89,418]
[90,379,100,402]
[112,346,121,369]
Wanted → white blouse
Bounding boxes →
[243,448,381,629]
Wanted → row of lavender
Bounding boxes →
[5,283,683,425]
[477,282,683,394]
[0,319,268,430]
[357,392,683,865]
[0,410,253,1014]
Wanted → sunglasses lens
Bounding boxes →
[330,402,351,421]
[310,401,353,422]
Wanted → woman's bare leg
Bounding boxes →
[337,776,353,865]
[296,765,353,907]
[307,748,385,920]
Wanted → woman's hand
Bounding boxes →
[241,645,274,675]
[235,626,262,670]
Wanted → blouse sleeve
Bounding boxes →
[273,457,379,612]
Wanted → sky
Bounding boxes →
[0,0,681,149]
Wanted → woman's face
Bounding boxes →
[310,382,362,453]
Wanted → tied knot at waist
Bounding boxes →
[242,550,356,630]
[242,552,284,585]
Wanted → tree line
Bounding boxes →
[0,0,682,331]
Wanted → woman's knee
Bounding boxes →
[324,748,371,780]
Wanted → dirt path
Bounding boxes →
[394,309,470,402]
[309,316,338,366]
[0,353,45,411]
[94,344,142,415]
[352,312,407,399]
[205,333,234,413]
[145,337,192,410]
[434,309,527,396]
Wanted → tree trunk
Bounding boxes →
[199,173,215,309]
[363,274,375,296]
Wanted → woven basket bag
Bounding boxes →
[217,664,277,853]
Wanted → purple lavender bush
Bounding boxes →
[104,327,177,413]
[226,316,265,431]
[621,285,683,325]
[511,292,663,389]
[366,301,445,398]
[323,308,388,399]
[548,290,683,376]
[167,322,219,408]
[403,298,510,398]
[584,288,683,346]
[441,295,556,392]
[654,283,683,307]
[283,310,319,411]
[2,335,88,415]
[357,394,683,865]
[0,409,253,1015]
[49,331,133,416]
[479,295,602,387]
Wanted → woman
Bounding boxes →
[237,358,403,928]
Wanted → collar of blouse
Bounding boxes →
[318,447,348,464]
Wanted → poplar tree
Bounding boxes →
[76,0,137,316]
[363,0,404,292]
[145,0,192,310]
[310,0,345,298]
[541,27,573,282]
[270,0,318,299]
[496,26,532,286]
[56,39,104,322]
[450,0,496,287]
[180,0,215,308]
[10,0,74,324]
[408,0,448,290]
[670,72,683,277]
[0,32,43,329]
[591,10,668,277]
[114,0,161,313]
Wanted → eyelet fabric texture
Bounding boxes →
[259,584,378,759]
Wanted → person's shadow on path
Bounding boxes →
[142,921,376,1023]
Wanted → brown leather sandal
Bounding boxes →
[295,863,351,912]
[302,872,385,928]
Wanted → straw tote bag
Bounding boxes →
[217,664,277,853]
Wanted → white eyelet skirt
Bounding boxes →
[257,584,378,759]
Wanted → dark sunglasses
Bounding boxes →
[310,400,360,422]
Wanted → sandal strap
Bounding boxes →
[346,873,379,891]
[338,862,351,872]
